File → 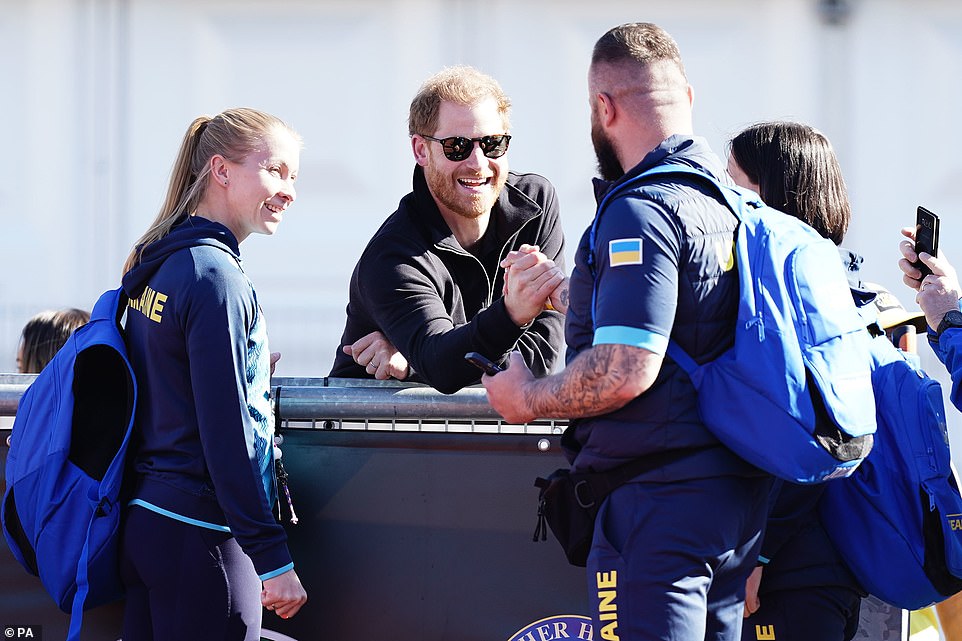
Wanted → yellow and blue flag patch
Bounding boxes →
[609,238,643,266]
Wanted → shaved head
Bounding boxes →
[589,59,689,113]
[589,23,690,112]
[587,22,695,177]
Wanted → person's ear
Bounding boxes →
[595,92,616,128]
[411,135,430,167]
[210,155,230,187]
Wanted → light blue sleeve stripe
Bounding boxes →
[128,499,232,533]
[593,325,669,354]
[259,562,295,581]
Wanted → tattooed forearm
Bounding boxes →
[558,285,570,313]
[524,343,659,419]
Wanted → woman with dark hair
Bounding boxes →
[728,121,866,641]
[728,121,851,244]
[16,308,90,374]
[7,308,91,447]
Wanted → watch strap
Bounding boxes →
[936,309,962,339]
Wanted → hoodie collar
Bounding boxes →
[122,215,241,297]
[410,166,544,254]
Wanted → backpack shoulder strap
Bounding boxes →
[66,522,96,641]
[90,287,128,327]
[588,162,759,282]
[588,163,756,367]
[620,164,764,219]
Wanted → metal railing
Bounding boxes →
[0,374,31,417]
[0,374,567,435]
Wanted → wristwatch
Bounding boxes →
[936,309,962,340]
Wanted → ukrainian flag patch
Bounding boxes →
[609,238,643,266]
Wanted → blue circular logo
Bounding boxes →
[507,615,593,641]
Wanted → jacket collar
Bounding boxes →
[410,166,544,254]
[591,135,718,205]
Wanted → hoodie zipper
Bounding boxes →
[436,214,543,308]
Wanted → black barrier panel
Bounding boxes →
[0,426,910,641]
[266,429,589,640]
[0,430,590,641]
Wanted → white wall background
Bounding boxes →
[2,0,962,442]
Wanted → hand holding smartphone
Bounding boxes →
[914,206,940,277]
[464,351,503,375]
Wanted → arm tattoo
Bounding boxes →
[524,343,657,419]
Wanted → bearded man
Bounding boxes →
[330,65,565,393]
[483,24,771,640]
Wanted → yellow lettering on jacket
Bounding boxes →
[128,286,168,324]
[149,291,167,322]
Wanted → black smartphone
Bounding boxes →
[914,206,940,277]
[464,351,503,375]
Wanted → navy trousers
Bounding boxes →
[588,475,771,641]
[120,505,263,641]
[741,586,862,641]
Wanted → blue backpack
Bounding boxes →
[591,164,877,483]
[819,332,962,609]
[2,287,136,640]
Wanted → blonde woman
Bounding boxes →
[119,108,306,639]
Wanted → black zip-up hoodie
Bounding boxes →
[330,166,566,393]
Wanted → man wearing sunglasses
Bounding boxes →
[330,65,565,393]
[483,23,771,641]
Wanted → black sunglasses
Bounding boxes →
[418,134,512,162]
